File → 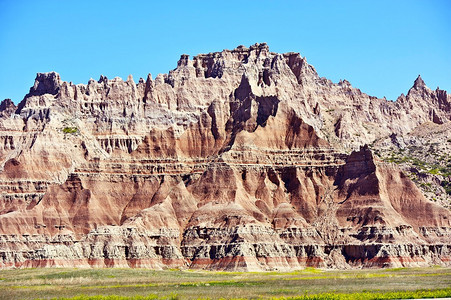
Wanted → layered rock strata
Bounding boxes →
[0,43,450,270]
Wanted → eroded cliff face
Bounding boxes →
[0,43,450,270]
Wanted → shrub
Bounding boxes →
[63,127,78,134]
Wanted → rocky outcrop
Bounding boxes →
[0,43,450,270]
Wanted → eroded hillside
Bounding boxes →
[0,43,450,270]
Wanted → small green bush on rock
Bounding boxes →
[63,127,78,134]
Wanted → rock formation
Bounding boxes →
[0,43,450,270]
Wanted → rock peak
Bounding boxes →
[99,75,108,83]
[0,98,16,115]
[177,54,190,67]
[231,42,269,53]
[30,71,62,96]
[249,42,269,51]
[413,75,426,89]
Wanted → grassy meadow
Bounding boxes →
[0,267,449,300]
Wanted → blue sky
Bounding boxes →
[1,0,450,103]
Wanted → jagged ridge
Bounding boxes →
[0,43,450,270]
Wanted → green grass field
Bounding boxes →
[0,267,449,300]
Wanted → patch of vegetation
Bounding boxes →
[382,152,450,177]
[55,295,175,300]
[1,267,450,300]
[287,288,451,299]
[440,166,451,177]
[429,168,439,175]
[419,182,433,192]
[49,288,451,299]
[378,145,451,205]
[63,127,78,134]
[441,181,451,195]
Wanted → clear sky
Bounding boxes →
[1,0,450,103]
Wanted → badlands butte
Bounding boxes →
[0,43,450,271]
